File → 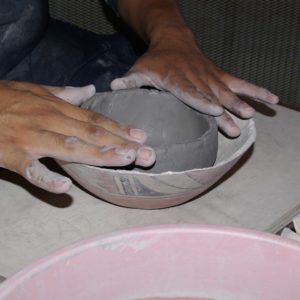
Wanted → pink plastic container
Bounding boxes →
[1,225,300,300]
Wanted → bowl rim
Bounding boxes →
[0,224,299,298]
[58,117,256,176]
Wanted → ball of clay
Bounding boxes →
[82,89,218,173]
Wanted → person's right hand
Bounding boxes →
[0,81,155,193]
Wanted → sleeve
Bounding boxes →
[103,0,118,14]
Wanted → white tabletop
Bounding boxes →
[0,103,299,277]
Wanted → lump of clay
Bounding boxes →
[82,89,218,173]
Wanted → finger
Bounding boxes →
[4,81,53,96]
[224,76,279,104]
[215,112,241,137]
[30,130,155,167]
[212,85,255,119]
[36,85,148,143]
[42,84,96,106]
[135,146,156,167]
[25,160,73,193]
[112,70,223,115]
[28,130,138,166]
[110,72,151,90]
[3,150,72,193]
[71,109,148,143]
[164,75,223,116]
[42,116,156,167]
[41,95,148,144]
[34,112,145,151]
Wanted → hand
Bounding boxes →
[0,81,155,193]
[111,28,279,137]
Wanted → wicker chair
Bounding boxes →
[49,0,300,110]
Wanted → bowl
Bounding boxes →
[56,90,256,209]
[81,89,218,173]
[1,225,300,300]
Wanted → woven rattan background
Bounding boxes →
[49,0,300,110]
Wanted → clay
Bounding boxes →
[82,89,218,173]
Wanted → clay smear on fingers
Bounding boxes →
[25,160,72,193]
[48,85,96,105]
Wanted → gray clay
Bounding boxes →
[82,89,218,173]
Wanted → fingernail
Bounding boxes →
[110,79,127,90]
[211,105,223,116]
[228,126,241,137]
[53,177,72,192]
[138,146,154,159]
[267,94,279,104]
[241,105,255,118]
[86,84,96,97]
[130,128,146,142]
[115,148,136,161]
[136,147,156,166]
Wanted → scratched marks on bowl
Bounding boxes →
[113,173,202,197]
[113,174,166,196]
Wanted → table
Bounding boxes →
[0,103,299,277]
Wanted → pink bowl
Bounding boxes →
[1,225,300,300]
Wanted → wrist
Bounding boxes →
[149,24,198,51]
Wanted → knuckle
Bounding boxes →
[87,125,106,137]
[16,103,59,121]
[165,68,184,83]
[222,90,239,103]
[0,135,17,146]
[99,145,115,153]
[122,141,139,150]
[117,123,131,134]
[88,111,103,123]
[23,89,36,97]
[103,118,118,129]
[64,136,80,146]
[224,114,233,122]
[31,105,58,117]
[185,85,197,94]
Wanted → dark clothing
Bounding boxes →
[0,0,136,92]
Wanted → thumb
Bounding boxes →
[110,72,150,90]
[43,84,96,106]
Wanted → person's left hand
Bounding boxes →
[111,29,278,137]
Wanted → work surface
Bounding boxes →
[0,103,299,277]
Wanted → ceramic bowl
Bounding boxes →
[56,90,256,209]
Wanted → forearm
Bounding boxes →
[117,0,196,48]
